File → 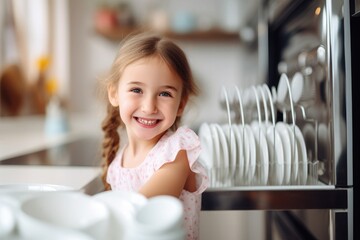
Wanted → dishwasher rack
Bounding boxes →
[198,73,320,188]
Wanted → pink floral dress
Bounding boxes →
[107,126,209,240]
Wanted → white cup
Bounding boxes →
[17,192,109,240]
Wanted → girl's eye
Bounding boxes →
[159,91,172,97]
[130,88,142,94]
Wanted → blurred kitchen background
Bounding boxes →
[0,0,260,126]
[0,0,263,239]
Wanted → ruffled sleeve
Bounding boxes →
[150,126,209,194]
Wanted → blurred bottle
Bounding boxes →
[44,77,69,135]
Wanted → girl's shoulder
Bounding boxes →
[170,126,199,141]
[153,126,208,193]
[152,126,206,169]
[150,126,200,164]
[157,126,200,153]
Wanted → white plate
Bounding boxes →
[245,125,256,184]
[199,123,220,186]
[251,124,269,185]
[209,124,221,170]
[232,125,244,184]
[208,124,221,186]
[198,123,215,170]
[211,124,221,186]
[244,125,256,184]
[221,125,232,171]
[225,125,238,180]
[214,124,230,186]
[238,126,250,182]
[266,126,284,185]
[295,125,308,185]
[276,122,292,185]
[287,124,299,184]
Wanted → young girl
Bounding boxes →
[100,32,209,240]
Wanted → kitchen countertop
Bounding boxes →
[0,165,104,195]
[0,113,102,161]
[0,113,105,195]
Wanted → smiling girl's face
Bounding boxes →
[108,56,187,143]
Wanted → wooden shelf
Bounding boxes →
[95,26,241,42]
[163,29,240,41]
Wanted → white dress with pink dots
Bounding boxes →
[107,126,209,240]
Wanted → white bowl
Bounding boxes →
[93,190,148,239]
[0,201,16,238]
[93,190,147,213]
[18,192,109,240]
[128,195,185,237]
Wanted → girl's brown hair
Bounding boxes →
[100,31,198,190]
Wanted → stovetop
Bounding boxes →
[0,137,102,167]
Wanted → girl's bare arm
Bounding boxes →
[138,150,192,198]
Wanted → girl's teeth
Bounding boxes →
[138,118,157,125]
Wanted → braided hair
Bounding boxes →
[101,102,121,190]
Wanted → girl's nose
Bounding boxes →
[141,96,158,114]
